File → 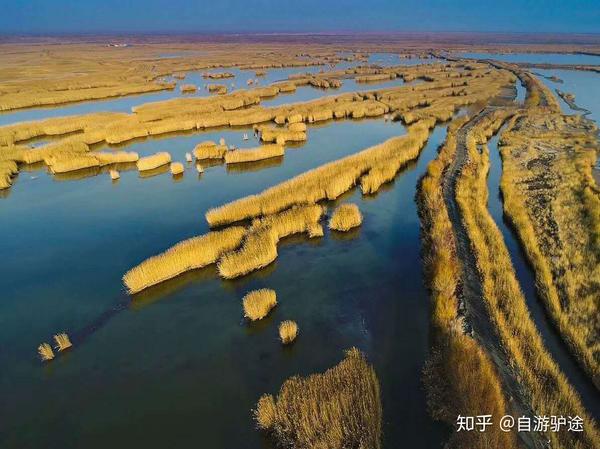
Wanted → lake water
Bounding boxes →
[456,52,600,66]
[0,115,450,448]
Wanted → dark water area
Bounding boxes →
[486,132,600,420]
[0,115,449,448]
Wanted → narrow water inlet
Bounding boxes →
[486,128,600,419]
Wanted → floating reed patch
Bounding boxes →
[38,343,54,362]
[53,333,72,352]
[224,144,284,164]
[278,320,298,344]
[243,289,277,321]
[207,84,228,94]
[217,204,323,279]
[255,347,381,449]
[180,84,197,93]
[110,169,120,180]
[123,226,246,294]
[170,162,184,175]
[193,141,227,159]
[136,152,171,171]
[329,203,362,231]
[0,160,18,189]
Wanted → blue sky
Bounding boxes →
[2,0,599,34]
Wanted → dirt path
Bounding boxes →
[441,106,545,449]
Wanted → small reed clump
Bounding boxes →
[136,152,171,171]
[110,169,120,180]
[53,333,72,351]
[224,144,284,164]
[255,348,381,449]
[38,343,54,362]
[180,84,197,93]
[278,320,298,344]
[170,162,184,175]
[329,203,363,231]
[193,141,228,159]
[243,289,277,321]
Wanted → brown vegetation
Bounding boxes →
[224,144,284,164]
[278,320,298,344]
[136,152,171,171]
[243,289,277,321]
[328,203,363,231]
[255,348,381,449]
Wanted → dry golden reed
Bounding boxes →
[207,120,433,227]
[110,169,120,180]
[217,204,323,279]
[170,162,184,175]
[123,227,246,294]
[243,289,277,321]
[329,203,362,231]
[136,152,171,171]
[278,320,298,344]
[37,343,54,362]
[53,333,72,352]
[255,347,381,449]
[193,142,227,159]
[224,144,284,164]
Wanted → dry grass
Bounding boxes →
[217,204,324,279]
[193,142,228,159]
[243,289,277,321]
[207,83,228,95]
[255,347,381,449]
[278,320,298,344]
[207,119,434,227]
[500,113,600,387]
[0,160,19,189]
[456,113,599,448]
[418,115,519,449]
[53,333,72,352]
[136,152,171,171]
[287,122,306,132]
[37,343,54,362]
[110,169,120,180]
[224,144,284,164]
[170,162,184,175]
[123,226,246,294]
[180,84,197,93]
[329,203,362,231]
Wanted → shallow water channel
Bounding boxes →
[0,112,451,448]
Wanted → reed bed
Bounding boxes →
[456,115,599,448]
[193,141,228,159]
[49,155,99,174]
[123,227,246,294]
[278,320,298,344]
[500,113,600,387]
[136,152,171,171]
[0,160,18,189]
[243,289,277,321]
[53,333,72,352]
[207,120,433,227]
[255,348,381,449]
[110,169,120,180]
[224,144,284,164]
[217,204,324,279]
[259,127,306,144]
[329,203,362,231]
[38,343,54,362]
[170,162,184,175]
[203,72,235,79]
[287,122,306,132]
[418,115,518,449]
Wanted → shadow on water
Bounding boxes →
[487,127,600,419]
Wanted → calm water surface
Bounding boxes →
[456,52,600,66]
[0,115,449,448]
